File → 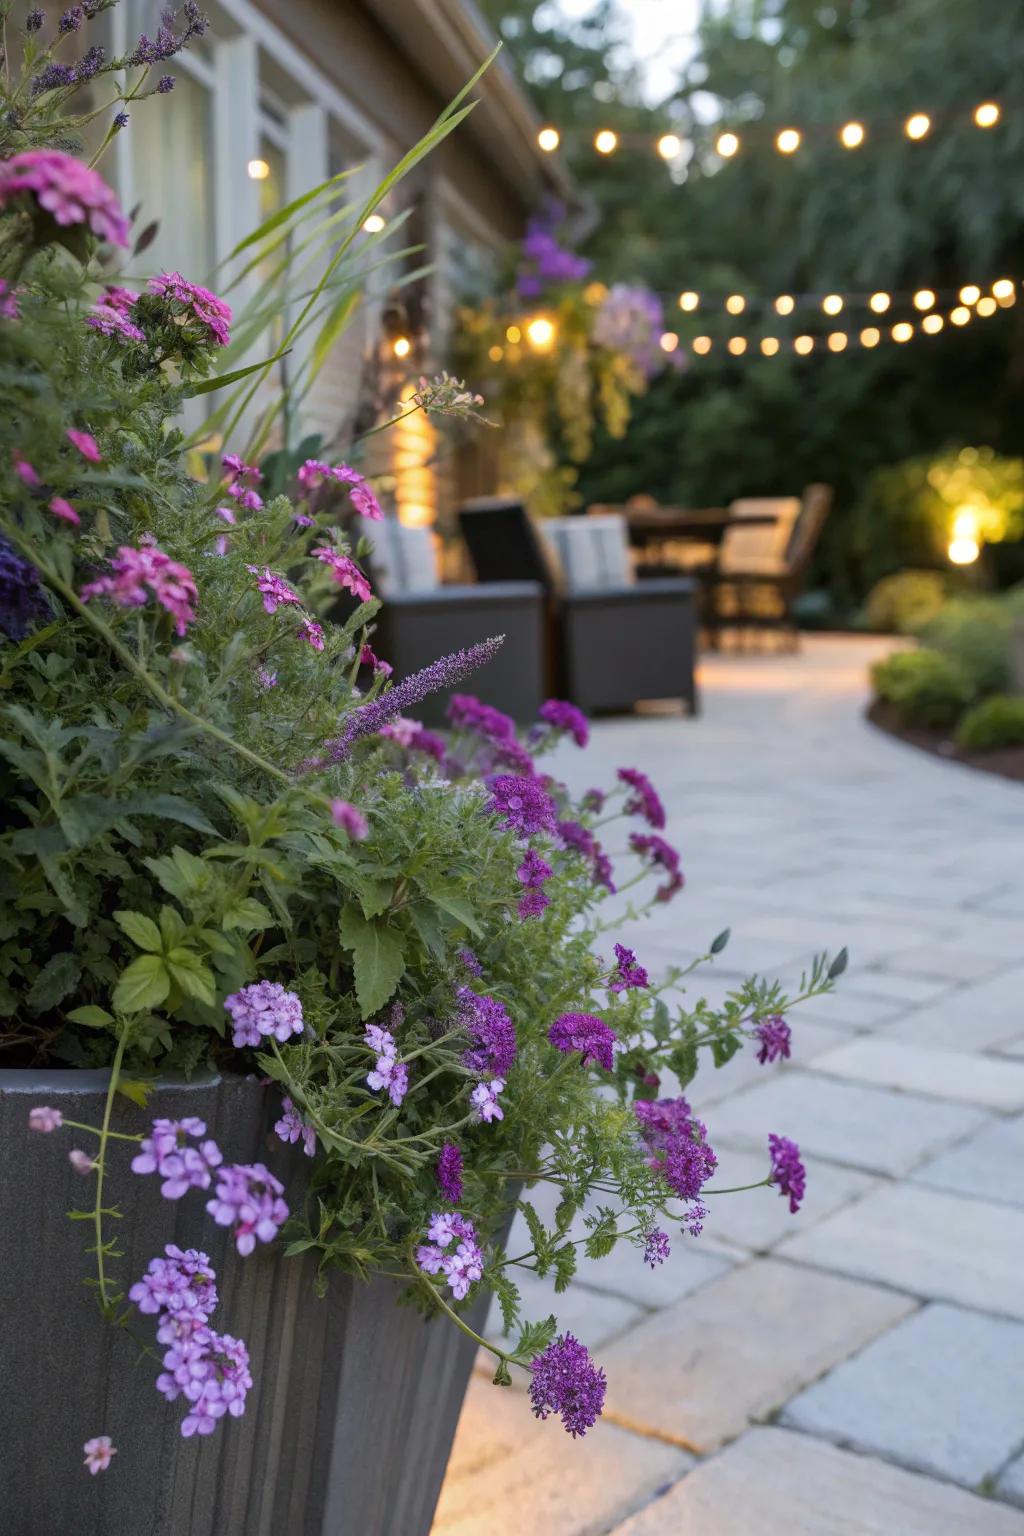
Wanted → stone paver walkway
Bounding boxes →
[432,636,1024,1535]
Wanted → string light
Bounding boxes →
[537,127,560,152]
[974,102,1000,128]
[692,335,713,354]
[678,291,700,311]
[775,295,795,316]
[594,129,618,155]
[716,131,740,158]
[775,128,801,154]
[657,133,682,160]
[976,295,997,316]
[760,336,780,355]
[892,321,914,342]
[922,313,944,334]
[992,278,1016,302]
[869,292,891,314]
[822,294,844,315]
[827,331,848,352]
[794,335,815,355]
[525,316,556,349]
[913,289,936,310]
[392,335,411,359]
[659,331,680,352]
[505,324,521,344]
[949,508,981,565]
[727,336,747,355]
[488,344,504,362]
[860,327,881,348]
[904,113,931,140]
[725,294,746,315]
[362,213,385,233]
[950,305,971,326]
[959,284,981,305]
[247,158,270,181]
[839,121,865,149]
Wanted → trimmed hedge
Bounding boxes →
[955,696,1024,752]
[871,648,975,729]
[863,571,948,636]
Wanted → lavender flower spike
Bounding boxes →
[308,636,504,769]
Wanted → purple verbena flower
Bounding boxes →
[83,1436,116,1474]
[755,1016,792,1065]
[517,848,552,919]
[298,616,324,651]
[635,1098,717,1219]
[157,74,175,91]
[364,1021,409,1107]
[0,535,48,642]
[447,692,516,744]
[314,545,372,602]
[610,943,648,992]
[485,774,557,837]
[330,799,368,840]
[81,541,198,635]
[643,1228,671,1268]
[457,947,482,977]
[416,1211,484,1299]
[68,1148,95,1174]
[768,1133,806,1213]
[129,1244,218,1324]
[470,1078,505,1123]
[558,819,616,892]
[156,1326,252,1437]
[617,767,666,829]
[529,1333,606,1438]
[247,565,301,614]
[28,1105,63,1132]
[436,1141,464,1203]
[539,698,589,747]
[148,270,231,346]
[457,988,517,1076]
[361,643,393,677]
[205,1162,289,1255]
[224,981,304,1048]
[274,1097,316,1157]
[629,832,684,902]
[131,1117,223,1199]
[548,1013,617,1072]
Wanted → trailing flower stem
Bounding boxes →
[91,1028,129,1319]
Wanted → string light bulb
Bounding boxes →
[727,337,747,355]
[950,306,971,326]
[905,112,931,140]
[488,344,503,362]
[775,295,795,316]
[725,294,746,315]
[505,324,522,344]
[659,331,680,352]
[362,213,385,233]
[525,315,557,350]
[594,129,618,155]
[392,336,411,359]
[869,292,891,314]
[949,508,981,566]
[993,278,1016,303]
[678,291,700,312]
[892,321,914,342]
[839,121,865,149]
[692,335,712,355]
[922,313,944,334]
[247,158,270,181]
[760,336,780,356]
[657,133,682,160]
[822,294,844,315]
[794,335,815,355]
[976,296,997,316]
[860,326,881,348]
[974,102,1000,129]
[827,332,848,352]
[959,284,981,305]
[716,131,740,158]
[913,289,936,311]
[538,127,560,152]
[776,128,801,154]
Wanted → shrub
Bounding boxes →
[871,648,974,729]
[918,597,1012,695]
[955,696,1024,752]
[863,571,948,635]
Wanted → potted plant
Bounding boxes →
[0,8,842,1532]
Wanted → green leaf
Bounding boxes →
[553,1241,577,1294]
[112,954,170,1013]
[114,909,163,953]
[356,879,393,921]
[710,1031,742,1068]
[710,928,731,955]
[66,1005,114,1028]
[669,1037,699,1088]
[222,896,276,933]
[158,905,187,949]
[421,882,484,938]
[828,947,849,980]
[165,948,217,1005]
[408,902,447,964]
[116,1077,154,1109]
[491,1267,521,1338]
[27,951,81,1011]
[183,348,293,398]
[338,904,406,1019]
[512,1315,557,1362]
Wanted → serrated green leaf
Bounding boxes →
[512,1315,557,1361]
[338,904,406,1018]
[112,954,170,1013]
[710,1031,742,1068]
[116,1077,154,1109]
[114,909,163,953]
[357,879,393,920]
[420,881,484,938]
[165,948,217,1005]
[222,896,276,933]
[159,905,188,949]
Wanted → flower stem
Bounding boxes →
[92,1028,129,1318]
[704,1177,771,1196]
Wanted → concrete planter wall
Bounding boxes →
[0,1069,488,1536]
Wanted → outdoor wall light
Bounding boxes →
[891,321,914,342]
[525,316,557,350]
[913,289,936,310]
[657,133,682,159]
[921,313,944,334]
[974,102,1000,128]
[678,291,700,311]
[839,121,865,149]
[859,327,881,347]
[725,293,746,314]
[869,292,891,313]
[594,129,618,154]
[775,294,795,315]
[538,127,560,152]
[794,334,815,354]
[362,213,386,233]
[392,336,412,359]
[247,158,270,181]
[716,131,740,158]
[904,112,931,139]
[822,294,843,315]
[775,128,801,154]
[959,284,981,305]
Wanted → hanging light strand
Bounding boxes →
[665,279,1017,315]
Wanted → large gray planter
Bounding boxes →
[0,1068,490,1536]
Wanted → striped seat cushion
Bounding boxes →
[540,514,633,593]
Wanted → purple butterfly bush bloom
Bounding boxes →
[617,767,666,829]
[364,1021,409,1106]
[629,832,684,902]
[458,947,482,977]
[558,819,616,892]
[131,1117,223,1199]
[436,1141,464,1203]
[539,698,589,748]
[28,1105,63,1132]
[470,1078,505,1123]
[529,1333,606,1438]
[205,1162,289,1255]
[224,981,305,1048]
[517,848,552,919]
[768,1134,806,1213]
[274,1097,316,1157]
[157,1326,253,1437]
[548,1013,617,1072]
[415,1211,484,1300]
[485,774,558,837]
[755,1016,792,1065]
[609,943,648,992]
[635,1098,717,1235]
[643,1229,671,1268]
[447,692,516,744]
[457,988,517,1076]
[330,799,368,840]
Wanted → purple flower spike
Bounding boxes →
[436,1141,464,1203]
[529,1333,606,1438]
[755,1016,792,1065]
[768,1134,806,1213]
[548,1013,617,1072]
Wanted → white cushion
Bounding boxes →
[541,514,633,592]
[356,517,439,595]
[720,498,801,576]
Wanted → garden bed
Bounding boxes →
[867,699,1024,784]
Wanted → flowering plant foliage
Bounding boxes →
[0,18,845,1478]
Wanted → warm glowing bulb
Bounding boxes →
[976,295,997,317]
[953,508,980,541]
[716,131,740,158]
[659,331,680,353]
[869,292,891,314]
[891,321,914,342]
[905,113,931,140]
[776,128,801,154]
[959,284,981,305]
[526,315,556,349]
[692,335,712,355]
[583,281,609,305]
[392,336,411,359]
[538,127,560,152]
[860,326,881,348]
[827,331,848,352]
[488,344,504,362]
[760,336,780,356]
[913,288,936,311]
[727,336,747,356]
[725,293,746,315]
[993,278,1016,304]
[922,313,944,334]
[949,536,980,565]
[794,335,815,355]
[505,324,522,344]
[362,213,385,233]
[657,133,682,160]
[950,306,971,326]
[822,294,843,315]
[594,129,618,155]
[974,102,1000,129]
[839,121,865,149]
[247,158,270,181]
[775,294,795,316]
[678,290,700,312]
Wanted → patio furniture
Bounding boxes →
[334,517,545,724]
[457,497,699,715]
[705,484,833,650]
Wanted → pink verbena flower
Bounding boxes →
[755,1016,792,1065]
[485,774,558,837]
[330,799,368,839]
[156,1326,253,1436]
[635,1097,717,1231]
[314,546,372,602]
[13,452,39,488]
[86,302,146,343]
[49,495,80,526]
[221,453,261,486]
[617,767,666,829]
[83,1436,117,1475]
[223,981,304,1048]
[0,150,130,246]
[274,1097,316,1157]
[298,616,325,651]
[539,698,589,747]
[247,565,301,614]
[558,819,616,892]
[131,1117,223,1199]
[29,1105,63,1132]
[364,1022,409,1106]
[361,643,392,677]
[297,459,382,519]
[206,1162,289,1255]
[529,1333,606,1438]
[548,1012,617,1072]
[68,1148,96,1175]
[228,483,263,512]
[148,271,232,346]
[0,279,20,320]
[609,943,648,992]
[516,848,552,919]
[81,542,198,635]
[629,832,684,903]
[66,428,101,463]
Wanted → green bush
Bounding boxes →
[871,648,974,729]
[918,597,1012,695]
[955,696,1024,752]
[863,571,948,635]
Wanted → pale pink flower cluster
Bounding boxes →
[297,459,382,520]
[415,1212,485,1300]
[81,540,198,636]
[83,1436,116,1475]
[0,150,130,246]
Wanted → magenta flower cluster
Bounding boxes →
[629,832,684,902]
[538,698,589,748]
[447,693,516,745]
[297,459,382,520]
[458,987,517,1078]
[529,1332,606,1438]
[223,981,305,1049]
[635,1097,717,1235]
[315,544,372,602]
[485,774,558,837]
[274,1097,316,1157]
[755,1016,792,1065]
[558,819,615,892]
[617,767,666,829]
[206,1162,289,1255]
[609,943,648,992]
[81,540,198,636]
[0,149,130,246]
[131,1117,223,1199]
[643,1229,671,1268]
[768,1134,806,1213]
[517,848,553,919]
[415,1211,485,1300]
[148,270,232,347]
[548,1012,617,1073]
[436,1141,464,1203]
[365,1021,409,1106]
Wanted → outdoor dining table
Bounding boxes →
[623,505,780,548]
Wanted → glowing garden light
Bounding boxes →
[869,292,891,314]
[976,296,997,316]
[716,131,740,158]
[678,291,700,311]
[860,326,881,348]
[891,321,914,342]
[760,336,780,356]
[594,129,618,155]
[775,295,795,316]
[659,331,680,352]
[948,509,981,565]
[992,278,1016,303]
[392,336,411,359]
[505,324,522,344]
[827,331,848,352]
[692,335,712,354]
[950,306,971,326]
[794,335,815,355]
[974,102,1000,129]
[822,294,844,315]
[538,127,560,152]
[727,336,747,355]
[905,112,931,140]
[657,134,682,160]
[839,121,865,149]
[776,128,801,154]
[921,313,944,334]
[362,213,385,233]
[247,158,270,181]
[525,315,557,350]
[913,289,936,310]
[725,294,746,315]
[959,284,981,305]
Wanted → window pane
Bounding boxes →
[129,71,214,278]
